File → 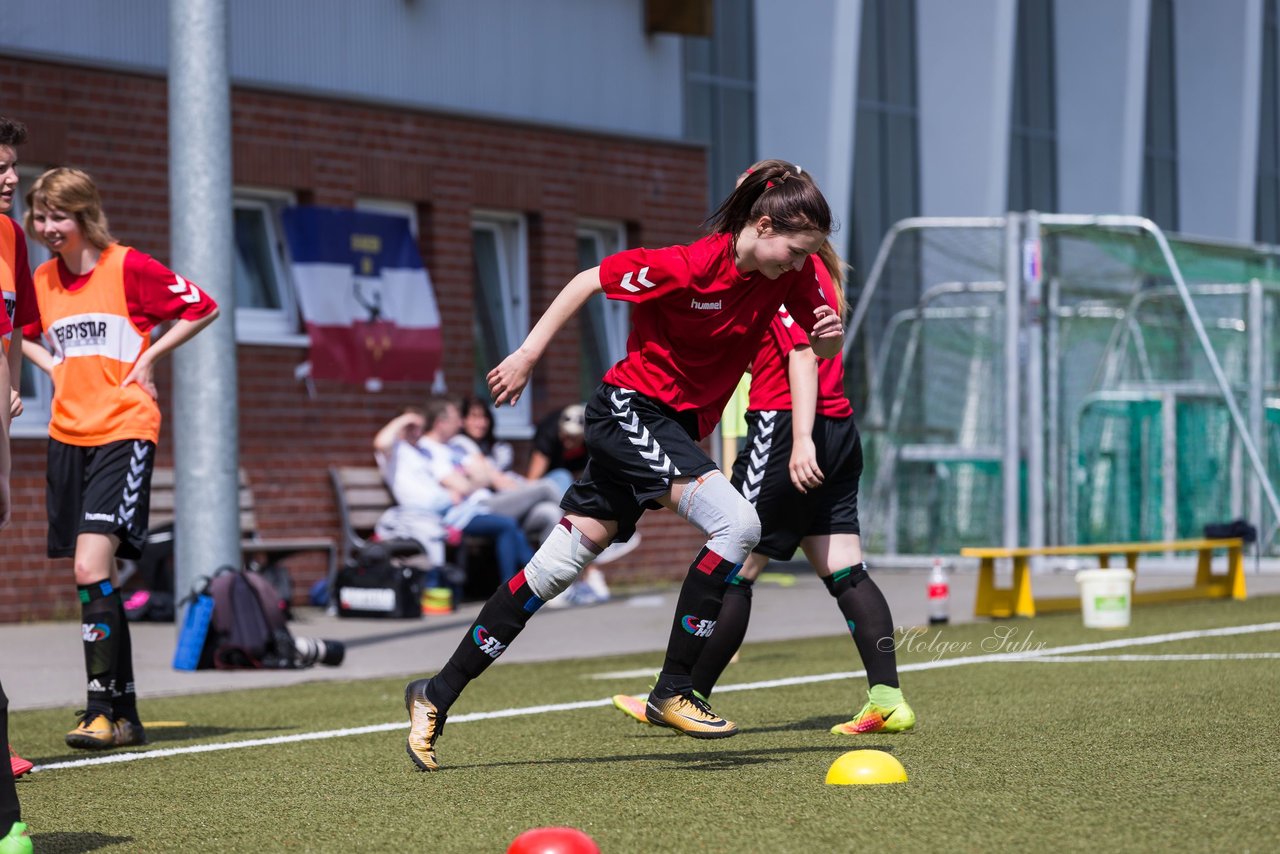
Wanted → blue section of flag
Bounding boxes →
[280,206,422,273]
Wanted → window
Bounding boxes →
[849,0,921,404]
[1258,0,1280,243]
[684,0,757,203]
[577,221,629,401]
[9,166,52,438]
[1141,0,1179,230]
[234,191,305,344]
[1008,0,1059,212]
[472,212,532,437]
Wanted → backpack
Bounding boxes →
[202,567,298,669]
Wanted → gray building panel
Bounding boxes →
[2,0,685,139]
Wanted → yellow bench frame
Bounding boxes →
[960,538,1246,618]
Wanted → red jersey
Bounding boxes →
[2,216,38,347]
[23,247,217,339]
[599,232,833,439]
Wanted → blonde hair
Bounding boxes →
[24,167,114,251]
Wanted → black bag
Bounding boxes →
[205,567,298,669]
[334,542,424,619]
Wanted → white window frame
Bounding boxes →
[9,165,53,438]
[234,188,307,346]
[576,219,630,395]
[472,211,532,438]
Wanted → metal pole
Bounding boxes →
[1003,214,1021,548]
[1024,212,1045,552]
[1247,277,1264,535]
[1046,275,1061,545]
[1161,391,1178,543]
[169,0,240,636]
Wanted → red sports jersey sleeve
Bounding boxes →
[0,303,10,337]
[123,249,218,332]
[11,221,39,327]
[599,245,693,303]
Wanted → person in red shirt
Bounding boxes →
[23,167,219,751]
[402,160,844,772]
[611,237,916,735]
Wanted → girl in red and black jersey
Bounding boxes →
[613,239,916,735]
[402,160,844,771]
[23,168,219,751]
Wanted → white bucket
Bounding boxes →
[1075,569,1135,629]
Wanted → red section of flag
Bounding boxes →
[305,321,442,383]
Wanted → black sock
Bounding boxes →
[112,595,139,724]
[658,547,740,689]
[425,569,542,713]
[824,564,899,688]
[691,576,753,698]
[79,581,122,717]
[0,679,20,834]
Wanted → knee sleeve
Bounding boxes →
[522,519,604,600]
[677,471,761,564]
[823,562,869,597]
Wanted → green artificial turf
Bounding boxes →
[10,595,1280,852]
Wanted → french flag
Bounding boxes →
[280,206,443,385]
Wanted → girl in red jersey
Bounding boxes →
[611,239,916,735]
[402,160,843,771]
[22,168,219,750]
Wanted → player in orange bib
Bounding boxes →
[22,167,219,750]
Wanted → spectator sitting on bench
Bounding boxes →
[373,398,560,585]
[453,396,518,482]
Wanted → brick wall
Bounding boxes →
[0,55,713,621]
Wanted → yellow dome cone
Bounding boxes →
[825,749,908,785]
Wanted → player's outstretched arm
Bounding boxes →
[488,266,602,406]
[120,309,220,398]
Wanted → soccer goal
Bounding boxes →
[846,214,1280,558]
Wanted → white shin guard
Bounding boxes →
[676,470,760,564]
[522,521,603,601]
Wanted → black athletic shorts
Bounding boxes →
[560,384,719,542]
[47,437,156,560]
[730,410,862,560]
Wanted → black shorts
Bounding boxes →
[561,384,719,542]
[47,438,156,560]
[730,410,862,560]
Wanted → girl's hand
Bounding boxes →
[9,388,22,419]
[789,436,824,493]
[121,354,158,400]
[488,350,536,406]
[811,304,844,342]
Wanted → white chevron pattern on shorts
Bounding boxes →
[739,411,777,504]
[117,442,149,527]
[609,389,681,480]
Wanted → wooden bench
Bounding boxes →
[149,467,337,581]
[960,538,1247,618]
[329,465,498,600]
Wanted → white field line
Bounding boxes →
[1014,652,1280,663]
[33,620,1280,774]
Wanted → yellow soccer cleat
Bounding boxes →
[404,679,447,772]
[65,712,116,750]
[830,698,917,735]
[644,691,739,739]
[611,694,653,725]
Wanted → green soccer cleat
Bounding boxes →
[611,694,652,725]
[404,679,447,772]
[0,822,32,854]
[830,698,917,735]
[65,712,116,750]
[645,691,738,739]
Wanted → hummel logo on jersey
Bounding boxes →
[620,266,657,293]
[681,615,716,637]
[84,512,116,523]
[168,274,203,304]
[691,298,722,311]
[472,625,507,659]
